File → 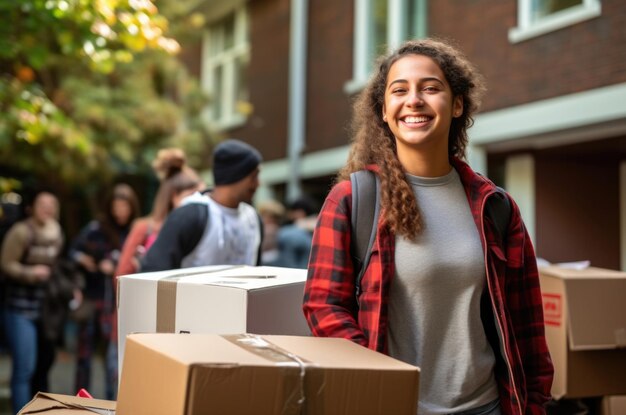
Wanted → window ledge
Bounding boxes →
[213,114,247,131]
[343,77,368,95]
[508,2,601,43]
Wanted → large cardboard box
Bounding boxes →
[117,265,310,372]
[539,266,626,399]
[602,396,626,415]
[117,333,419,415]
[18,392,116,414]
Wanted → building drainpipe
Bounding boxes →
[287,0,308,202]
[619,161,626,271]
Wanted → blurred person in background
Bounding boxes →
[0,191,25,353]
[114,148,204,278]
[274,196,318,269]
[141,139,264,271]
[1,190,66,413]
[257,199,285,266]
[108,148,203,387]
[69,183,139,400]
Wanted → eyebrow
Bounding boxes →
[387,77,446,88]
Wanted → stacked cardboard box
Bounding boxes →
[116,333,420,415]
[539,266,626,399]
[18,392,116,414]
[602,396,626,415]
[116,265,310,371]
[115,265,419,413]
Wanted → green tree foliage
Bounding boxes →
[0,0,215,189]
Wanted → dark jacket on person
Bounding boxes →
[140,201,264,272]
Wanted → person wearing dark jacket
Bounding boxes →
[303,39,553,415]
[274,197,318,269]
[70,183,139,400]
[141,139,264,271]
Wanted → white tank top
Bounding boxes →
[181,194,260,267]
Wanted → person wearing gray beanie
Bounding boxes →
[141,139,265,272]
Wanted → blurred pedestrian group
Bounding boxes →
[0,139,319,414]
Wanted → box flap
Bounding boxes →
[176,266,307,290]
[124,333,278,366]
[540,266,626,280]
[18,392,116,414]
[565,277,626,350]
[603,395,626,415]
[263,335,420,371]
[118,264,236,284]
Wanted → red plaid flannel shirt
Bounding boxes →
[303,158,553,414]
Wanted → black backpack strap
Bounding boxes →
[485,186,512,246]
[350,170,381,299]
[255,210,264,266]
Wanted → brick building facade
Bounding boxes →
[189,0,626,270]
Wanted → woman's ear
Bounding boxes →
[382,104,387,122]
[453,96,464,118]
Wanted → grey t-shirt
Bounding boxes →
[388,168,499,415]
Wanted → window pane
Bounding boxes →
[405,0,419,40]
[209,26,222,55]
[234,55,249,105]
[204,7,249,124]
[223,12,236,50]
[532,0,583,20]
[372,0,388,59]
[232,55,249,117]
[212,66,223,120]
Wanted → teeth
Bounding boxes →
[404,116,429,123]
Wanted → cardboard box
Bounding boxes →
[602,396,626,415]
[117,265,310,372]
[117,333,419,415]
[539,266,626,399]
[18,392,116,414]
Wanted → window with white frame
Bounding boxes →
[202,6,250,129]
[345,0,427,94]
[509,0,601,43]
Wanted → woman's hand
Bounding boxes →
[76,252,98,273]
[99,258,115,275]
[69,288,84,310]
[31,264,51,282]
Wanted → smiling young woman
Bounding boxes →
[303,38,554,415]
[382,54,463,177]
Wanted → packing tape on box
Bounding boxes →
[156,278,177,333]
[223,334,310,410]
[155,266,245,333]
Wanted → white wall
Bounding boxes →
[505,154,536,245]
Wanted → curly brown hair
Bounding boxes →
[339,38,486,239]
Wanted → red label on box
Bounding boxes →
[542,293,562,326]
